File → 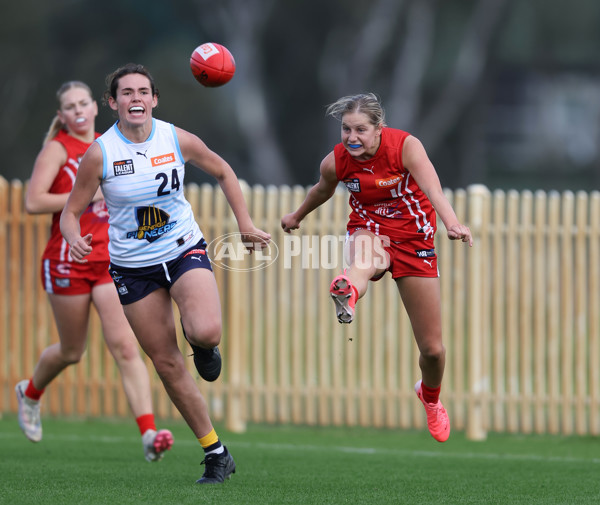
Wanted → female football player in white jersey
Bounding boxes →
[17,80,172,463]
[60,63,271,484]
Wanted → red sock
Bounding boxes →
[421,382,441,404]
[25,379,45,401]
[136,413,156,436]
[350,285,359,309]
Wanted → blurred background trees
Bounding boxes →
[2,0,600,190]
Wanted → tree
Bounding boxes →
[189,0,511,186]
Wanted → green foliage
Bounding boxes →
[1,417,599,504]
[3,1,600,190]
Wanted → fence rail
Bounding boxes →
[1,176,598,439]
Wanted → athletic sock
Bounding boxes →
[350,285,359,308]
[25,378,45,401]
[421,382,441,404]
[199,428,224,455]
[136,413,156,436]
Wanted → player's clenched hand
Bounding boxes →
[447,224,473,247]
[240,227,271,253]
[69,233,93,263]
[281,213,301,233]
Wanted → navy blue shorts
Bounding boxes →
[109,239,212,305]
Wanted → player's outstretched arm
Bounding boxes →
[281,151,338,233]
[176,127,271,251]
[402,136,472,247]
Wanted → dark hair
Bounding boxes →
[102,63,160,106]
[325,93,386,127]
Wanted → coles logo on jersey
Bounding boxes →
[344,178,361,192]
[126,205,177,243]
[151,153,175,167]
[375,175,402,188]
[114,159,134,176]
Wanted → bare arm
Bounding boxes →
[403,136,472,246]
[26,140,104,215]
[25,141,70,214]
[176,127,270,248]
[59,142,104,262]
[281,151,339,233]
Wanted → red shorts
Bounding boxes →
[348,230,439,280]
[384,238,439,279]
[41,258,112,295]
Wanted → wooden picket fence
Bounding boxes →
[0,176,599,440]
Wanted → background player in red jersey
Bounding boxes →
[281,93,472,442]
[15,81,173,462]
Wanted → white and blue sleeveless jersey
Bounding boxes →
[97,118,202,267]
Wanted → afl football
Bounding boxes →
[190,42,236,87]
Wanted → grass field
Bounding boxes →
[1,415,598,505]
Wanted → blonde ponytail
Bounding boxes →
[42,115,65,146]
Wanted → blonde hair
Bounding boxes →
[42,81,94,146]
[325,93,386,127]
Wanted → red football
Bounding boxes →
[190,42,236,87]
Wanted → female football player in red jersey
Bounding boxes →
[16,81,173,462]
[281,93,472,442]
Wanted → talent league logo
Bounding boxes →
[344,178,361,192]
[126,205,177,242]
[113,159,134,176]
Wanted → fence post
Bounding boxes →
[466,184,488,440]
[0,177,7,414]
[225,181,250,433]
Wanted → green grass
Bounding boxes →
[1,416,599,505]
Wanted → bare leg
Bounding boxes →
[396,276,445,387]
[172,268,223,350]
[122,282,215,438]
[31,293,91,389]
[91,282,153,417]
[343,230,390,298]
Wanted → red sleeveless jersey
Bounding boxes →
[41,130,109,263]
[334,128,436,241]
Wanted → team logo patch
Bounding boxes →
[113,159,134,176]
[54,278,70,288]
[126,205,178,243]
[110,269,129,294]
[151,153,175,167]
[415,248,436,258]
[374,203,402,219]
[417,222,435,238]
[344,178,361,192]
[56,263,71,276]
